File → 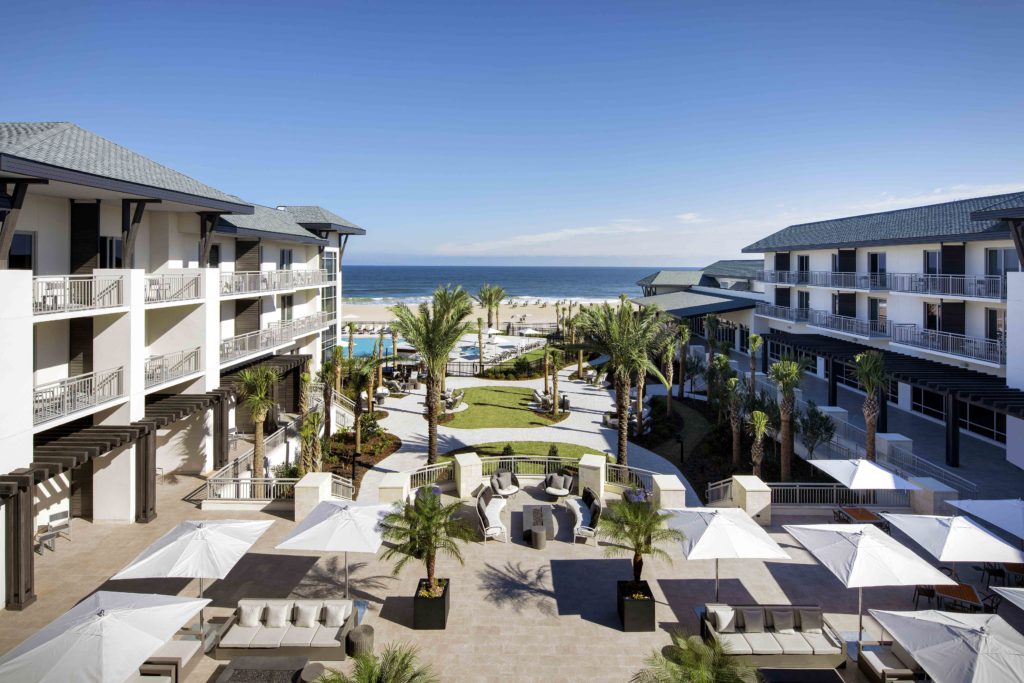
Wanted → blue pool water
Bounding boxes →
[347,336,402,357]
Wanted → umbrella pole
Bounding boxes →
[199,577,205,634]
[858,587,863,643]
[715,559,720,602]
[345,551,350,599]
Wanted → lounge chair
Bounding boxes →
[857,640,922,682]
[544,472,573,500]
[446,391,464,411]
[386,379,405,394]
[567,486,602,544]
[490,470,520,498]
[476,488,508,543]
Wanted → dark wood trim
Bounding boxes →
[215,224,328,246]
[2,473,36,610]
[134,420,158,523]
[0,179,47,269]
[944,392,960,467]
[1008,220,1024,266]
[121,199,160,268]
[198,212,223,267]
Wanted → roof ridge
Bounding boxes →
[786,191,1024,229]
[5,122,72,155]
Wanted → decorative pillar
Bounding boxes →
[134,422,157,523]
[761,342,769,374]
[2,472,35,610]
[826,357,838,407]
[944,393,960,467]
[213,391,230,469]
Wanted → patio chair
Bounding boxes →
[490,470,520,498]
[832,508,847,523]
[912,585,935,609]
[476,488,508,543]
[567,486,602,545]
[386,379,405,394]
[543,472,573,500]
[980,592,1002,614]
[974,562,1006,587]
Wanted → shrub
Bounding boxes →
[272,462,300,478]
[547,443,559,458]
[359,413,383,439]
[502,443,515,456]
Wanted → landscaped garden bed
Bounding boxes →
[327,415,402,496]
[433,385,570,429]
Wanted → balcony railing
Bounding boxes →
[755,302,811,322]
[809,311,891,338]
[890,324,1006,365]
[33,274,124,315]
[145,347,202,388]
[807,271,890,290]
[769,482,910,508]
[888,273,1005,299]
[220,311,334,364]
[220,269,333,296]
[145,272,203,304]
[756,270,808,284]
[33,367,125,425]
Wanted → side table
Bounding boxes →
[347,624,375,657]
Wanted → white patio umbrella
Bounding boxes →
[784,524,955,642]
[880,513,1024,577]
[342,313,360,319]
[276,500,390,598]
[949,499,1024,542]
[993,587,1024,612]
[869,609,1024,683]
[0,591,208,683]
[810,458,919,490]
[665,507,789,601]
[521,328,541,335]
[484,327,502,335]
[111,519,273,632]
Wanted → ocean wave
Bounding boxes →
[342,294,618,306]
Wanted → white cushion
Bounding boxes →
[741,608,764,633]
[219,625,260,648]
[770,608,795,634]
[264,602,291,628]
[772,632,814,655]
[310,625,344,648]
[238,602,264,628]
[568,498,591,527]
[742,632,783,655]
[323,600,353,628]
[798,608,823,634]
[716,632,752,655]
[709,606,736,634]
[294,602,320,628]
[495,485,518,496]
[280,624,318,647]
[249,626,288,648]
[861,648,907,676]
[150,639,201,666]
[802,631,842,655]
[545,487,570,497]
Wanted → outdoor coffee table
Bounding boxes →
[215,656,309,683]
[935,582,983,611]
[839,506,883,524]
[521,504,554,548]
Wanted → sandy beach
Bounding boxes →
[340,298,620,325]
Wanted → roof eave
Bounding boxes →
[971,208,1024,221]
[0,153,253,214]
[297,221,367,236]
[215,225,327,245]
[741,229,1013,253]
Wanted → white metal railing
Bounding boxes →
[33,274,124,315]
[206,478,298,501]
[755,302,810,323]
[220,269,332,296]
[144,272,203,303]
[888,273,1005,299]
[756,270,806,284]
[33,367,125,425]
[479,455,581,477]
[409,462,455,490]
[890,324,1005,364]
[807,271,890,290]
[705,478,733,505]
[331,474,354,500]
[606,463,657,492]
[220,311,334,363]
[768,482,909,507]
[879,445,979,499]
[145,346,202,388]
[809,311,891,338]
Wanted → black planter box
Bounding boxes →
[617,580,655,632]
[413,578,450,630]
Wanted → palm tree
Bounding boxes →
[677,323,690,400]
[747,333,762,396]
[631,630,758,683]
[767,358,806,481]
[348,322,356,359]
[390,286,473,464]
[725,378,744,470]
[550,348,562,416]
[543,346,550,395]
[379,489,474,596]
[685,354,706,396]
[709,354,734,423]
[659,329,677,417]
[320,642,439,683]
[748,410,769,478]
[598,500,685,583]
[476,316,484,375]
[346,354,391,453]
[299,410,324,474]
[237,365,279,489]
[704,314,721,364]
[799,400,836,460]
[853,350,887,461]
[318,356,338,439]
[473,284,505,330]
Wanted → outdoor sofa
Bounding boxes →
[214,598,356,660]
[701,603,846,669]
[566,486,602,544]
[857,640,924,682]
[137,637,203,682]
[476,487,508,543]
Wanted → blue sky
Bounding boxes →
[6,1,1024,266]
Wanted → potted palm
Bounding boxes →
[379,488,474,630]
[319,642,438,683]
[599,500,684,632]
[631,630,758,683]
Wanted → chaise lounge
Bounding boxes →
[701,603,846,669]
[214,598,356,661]
[566,486,602,544]
[476,487,508,543]
[857,640,923,682]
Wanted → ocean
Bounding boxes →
[341,265,686,304]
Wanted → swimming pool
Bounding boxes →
[346,336,403,357]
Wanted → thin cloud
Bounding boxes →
[434,222,657,257]
[846,183,1024,214]
[676,212,707,224]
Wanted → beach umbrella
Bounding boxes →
[111,519,273,632]
[521,328,541,335]
[665,507,789,601]
[869,609,1024,683]
[949,499,1024,542]
[0,591,208,683]
[484,327,502,335]
[880,513,1024,577]
[343,313,360,319]
[993,587,1024,613]
[810,458,919,490]
[276,500,390,598]
[784,524,955,642]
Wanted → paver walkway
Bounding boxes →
[358,362,702,505]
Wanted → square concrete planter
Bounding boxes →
[413,578,450,630]
[617,580,655,632]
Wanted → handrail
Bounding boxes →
[890,324,1005,364]
[409,462,456,491]
[755,270,806,284]
[220,311,334,363]
[807,271,890,290]
[220,269,333,296]
[768,482,909,507]
[206,477,298,501]
[33,366,125,425]
[606,463,657,491]
[144,272,203,303]
[145,346,202,388]
[33,274,124,315]
[888,273,1005,299]
[705,478,733,505]
[331,474,354,500]
[479,455,581,477]
[879,445,979,498]
[755,302,810,322]
[809,311,891,338]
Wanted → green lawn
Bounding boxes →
[444,441,603,461]
[443,385,568,429]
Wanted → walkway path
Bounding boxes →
[357,362,701,505]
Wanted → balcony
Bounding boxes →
[888,273,1005,300]
[220,311,334,364]
[806,271,890,290]
[33,367,125,426]
[756,270,807,284]
[755,302,810,322]
[145,272,203,304]
[890,324,1006,365]
[33,274,125,316]
[219,269,333,297]
[808,310,891,338]
[145,347,202,388]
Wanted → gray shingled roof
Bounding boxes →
[278,205,365,233]
[0,122,249,209]
[218,205,325,244]
[636,269,704,287]
[630,290,755,318]
[742,192,1024,253]
[702,259,762,280]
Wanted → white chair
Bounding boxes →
[476,488,508,543]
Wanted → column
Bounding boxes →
[577,454,606,497]
[1005,271,1024,469]
[3,472,36,610]
[878,389,888,433]
[134,422,157,523]
[202,266,222,390]
[944,392,960,468]
[213,391,230,469]
[0,271,34,476]
[826,357,837,406]
[454,452,482,499]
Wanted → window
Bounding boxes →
[985,308,1006,342]
[99,236,123,268]
[923,302,940,331]
[986,248,1020,277]
[280,295,293,322]
[321,327,337,359]
[835,361,897,402]
[923,250,940,275]
[8,232,34,271]
[869,297,887,322]
[868,252,886,274]
[279,249,294,270]
[911,387,1006,443]
[797,290,810,310]
[322,284,337,316]
[738,325,750,353]
[209,244,221,268]
[796,255,809,283]
[321,250,338,277]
